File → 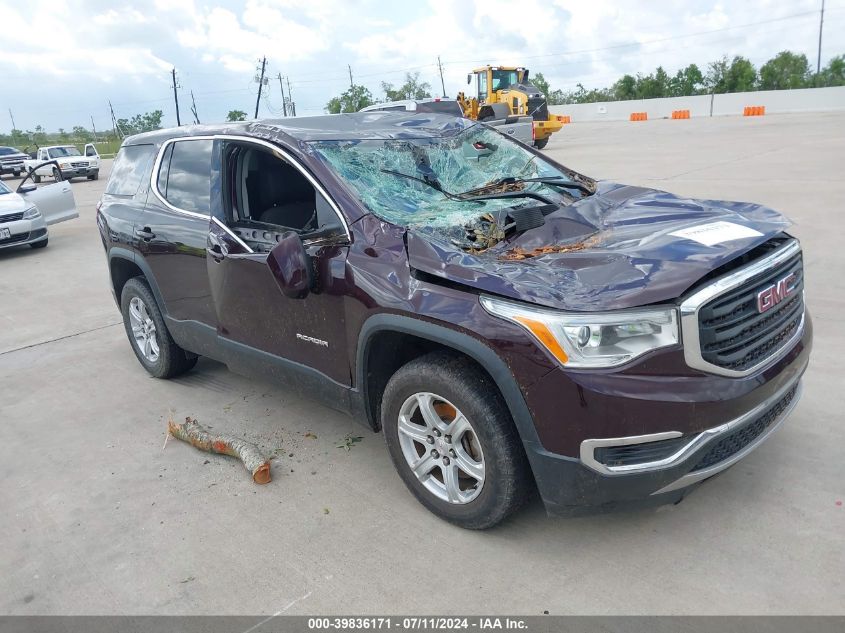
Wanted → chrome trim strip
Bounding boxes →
[653,380,803,495]
[580,361,806,476]
[680,239,803,377]
[211,215,252,253]
[148,134,352,249]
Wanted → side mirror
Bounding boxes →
[267,231,313,299]
[466,74,471,85]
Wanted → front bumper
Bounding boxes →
[60,166,98,178]
[524,315,811,516]
[0,217,48,249]
[0,161,25,175]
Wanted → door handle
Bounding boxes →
[135,227,155,240]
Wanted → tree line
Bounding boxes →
[0,110,164,149]
[534,51,845,105]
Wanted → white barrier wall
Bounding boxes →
[548,86,845,122]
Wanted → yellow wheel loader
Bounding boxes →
[456,66,564,149]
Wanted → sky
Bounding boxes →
[1,0,843,133]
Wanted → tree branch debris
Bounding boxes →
[167,416,272,484]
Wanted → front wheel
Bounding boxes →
[534,137,549,150]
[13,170,20,178]
[382,352,532,529]
[87,171,99,181]
[120,277,198,379]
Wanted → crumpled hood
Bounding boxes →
[406,182,792,311]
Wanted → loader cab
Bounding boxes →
[469,66,529,104]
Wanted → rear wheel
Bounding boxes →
[534,138,549,150]
[32,170,41,184]
[120,277,198,379]
[382,352,532,529]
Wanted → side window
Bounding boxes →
[156,139,213,214]
[477,73,487,101]
[222,142,344,250]
[105,144,157,196]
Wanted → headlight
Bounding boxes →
[22,206,41,220]
[480,296,679,368]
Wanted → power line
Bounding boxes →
[444,9,826,65]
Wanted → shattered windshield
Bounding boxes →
[308,125,581,229]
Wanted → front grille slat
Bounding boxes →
[696,240,804,372]
[704,295,804,355]
[0,212,25,223]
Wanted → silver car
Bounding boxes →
[0,164,78,250]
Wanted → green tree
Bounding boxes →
[668,64,704,96]
[612,74,637,100]
[381,72,432,101]
[819,54,845,86]
[532,72,551,99]
[326,84,375,113]
[227,109,247,121]
[706,56,756,93]
[759,51,810,90]
[71,125,90,141]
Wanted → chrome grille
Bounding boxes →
[681,238,805,377]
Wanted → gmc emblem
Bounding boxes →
[756,273,796,314]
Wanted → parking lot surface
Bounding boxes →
[1,112,843,615]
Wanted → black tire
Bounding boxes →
[32,172,41,184]
[52,167,62,182]
[534,138,549,150]
[88,171,99,181]
[30,238,48,249]
[382,351,532,529]
[120,277,198,379]
[13,170,20,178]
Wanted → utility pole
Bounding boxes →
[108,100,122,138]
[348,65,354,89]
[286,76,296,116]
[190,90,200,124]
[171,68,181,126]
[437,56,447,97]
[8,109,16,130]
[90,115,97,139]
[278,73,288,117]
[817,0,825,77]
[254,57,267,119]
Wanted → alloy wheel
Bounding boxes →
[128,296,160,363]
[397,392,485,504]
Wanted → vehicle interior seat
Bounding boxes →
[244,150,316,232]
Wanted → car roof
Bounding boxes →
[124,112,477,146]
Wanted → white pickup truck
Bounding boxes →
[24,144,100,182]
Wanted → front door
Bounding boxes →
[205,138,352,388]
[16,168,78,225]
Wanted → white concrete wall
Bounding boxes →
[549,86,845,122]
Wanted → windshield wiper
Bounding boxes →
[460,175,592,197]
[380,169,473,202]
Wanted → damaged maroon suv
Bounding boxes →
[96,113,810,529]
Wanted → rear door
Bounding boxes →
[16,171,77,225]
[138,137,218,329]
